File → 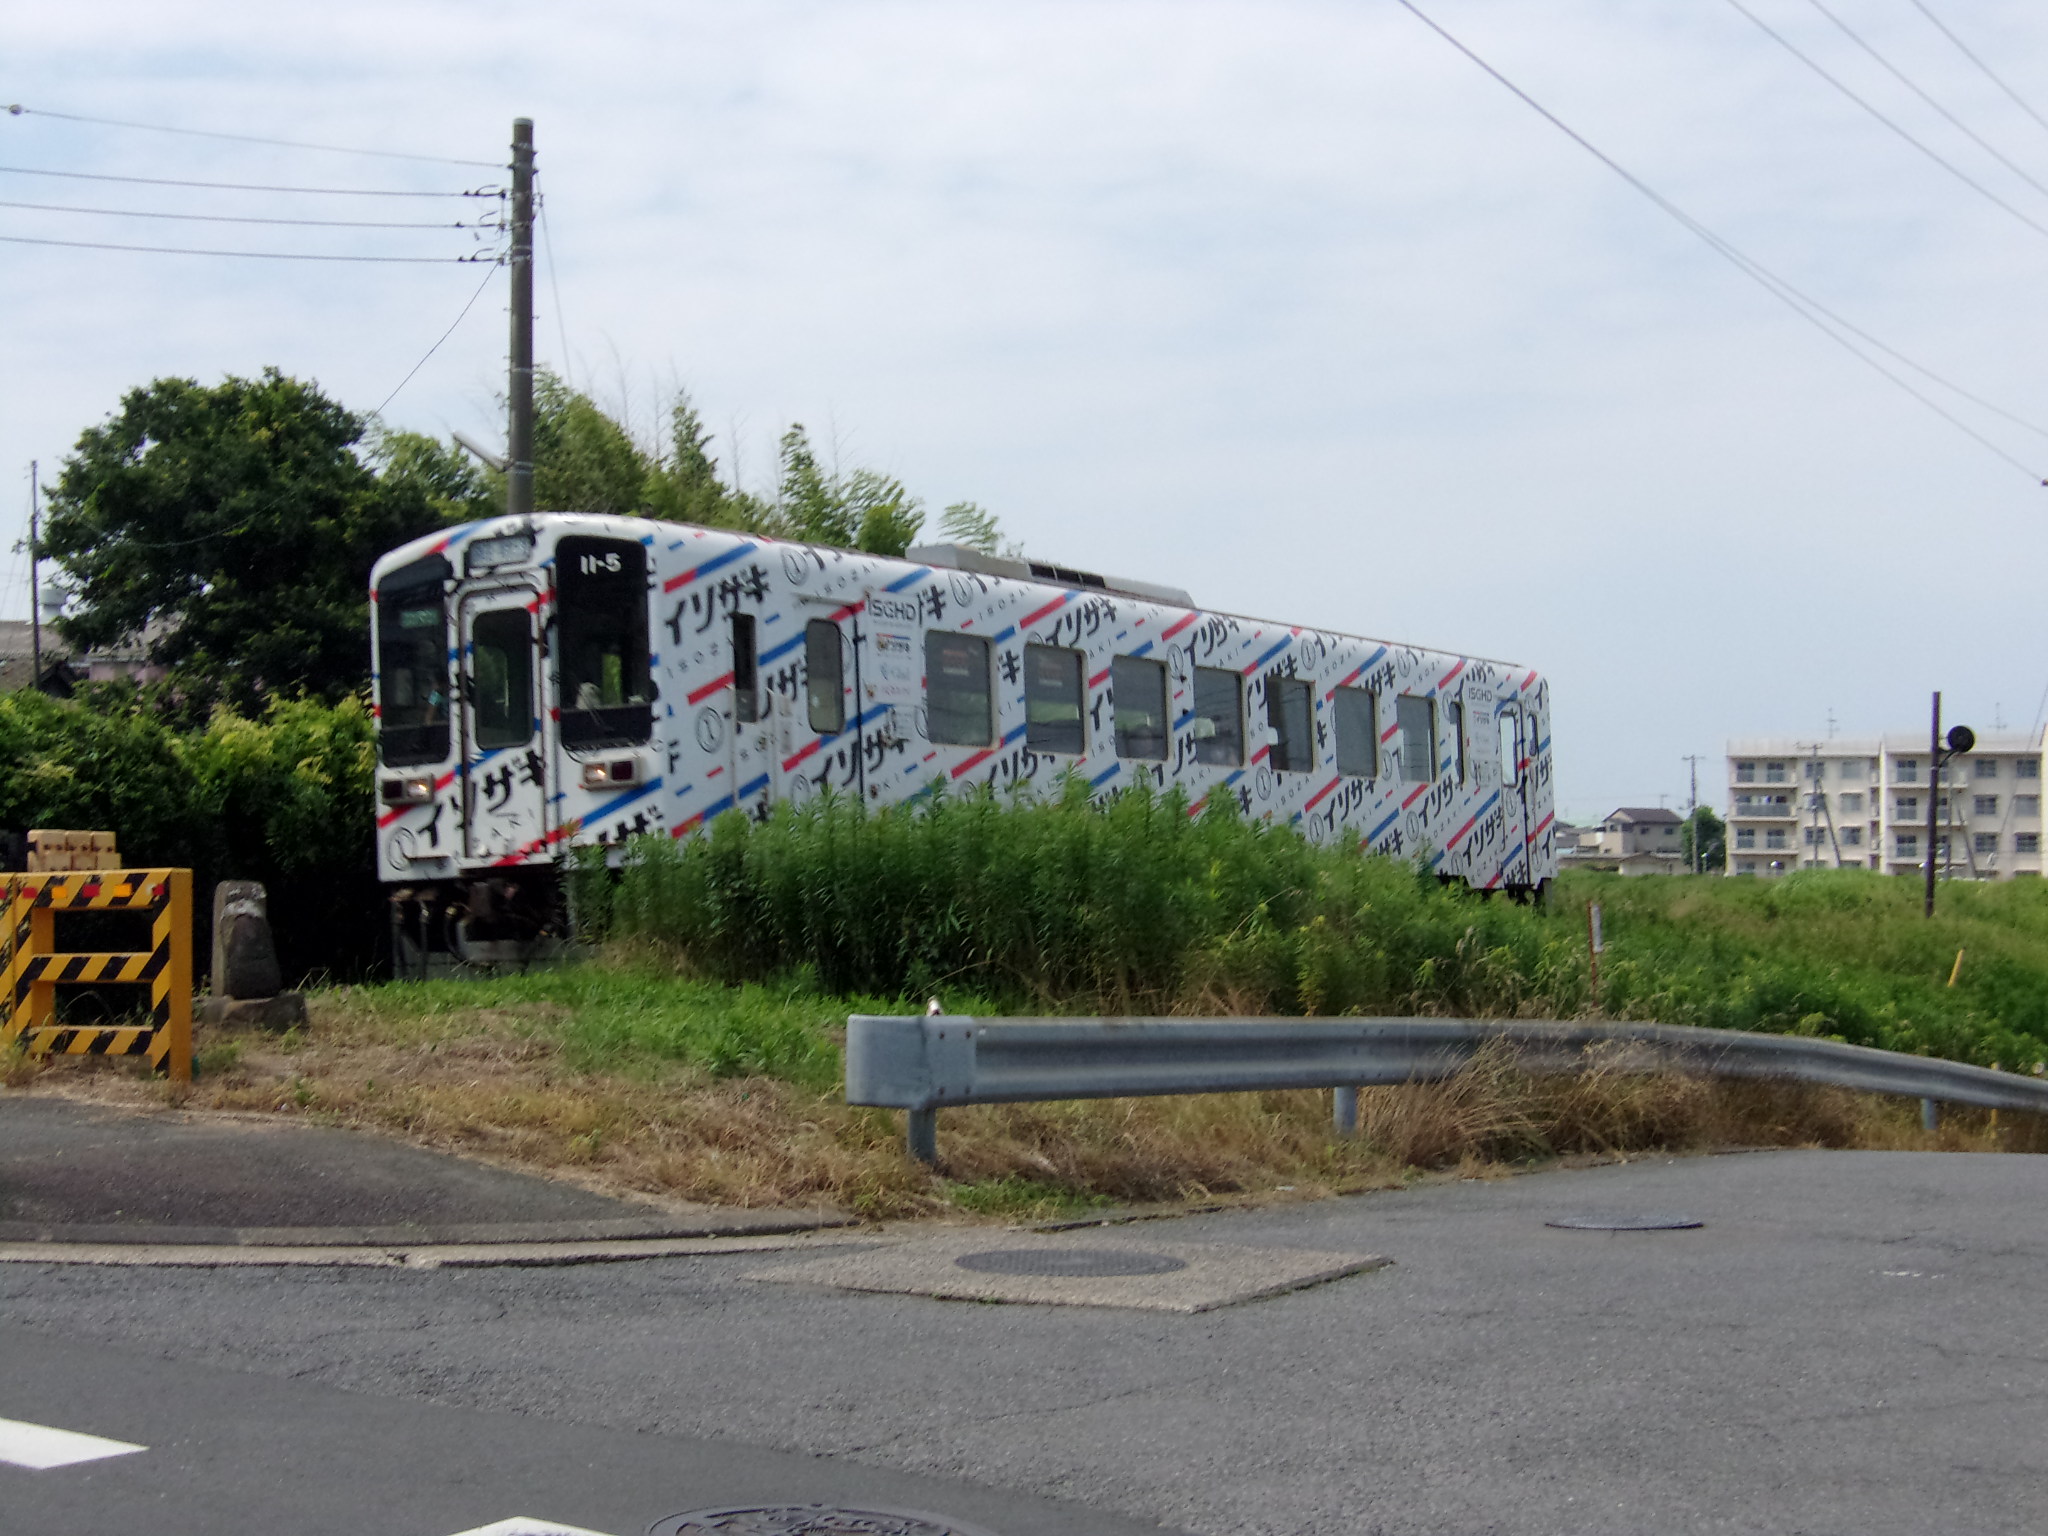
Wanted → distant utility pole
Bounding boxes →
[28,459,41,685]
[507,117,535,519]
[1681,754,1705,874]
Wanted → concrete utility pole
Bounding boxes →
[28,459,41,685]
[1681,754,1704,873]
[507,117,535,519]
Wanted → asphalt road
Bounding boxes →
[5,1147,2046,1535]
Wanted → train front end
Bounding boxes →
[371,513,657,975]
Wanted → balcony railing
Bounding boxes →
[1729,798,1795,819]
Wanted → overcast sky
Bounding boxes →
[10,0,2048,820]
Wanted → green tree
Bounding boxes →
[773,423,928,555]
[43,369,451,710]
[529,369,649,515]
[1682,805,1727,874]
[641,393,771,531]
[370,428,495,524]
[936,500,1019,557]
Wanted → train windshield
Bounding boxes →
[556,536,652,748]
[376,555,451,767]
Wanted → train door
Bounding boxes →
[1498,704,1531,886]
[458,588,548,861]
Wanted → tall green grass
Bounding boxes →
[576,781,2048,1072]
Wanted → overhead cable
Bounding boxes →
[375,262,502,415]
[1803,0,2048,201]
[1392,0,2048,482]
[1722,0,2048,243]
[5,103,503,169]
[0,196,494,229]
[0,163,495,197]
[0,232,500,262]
[1907,0,2048,141]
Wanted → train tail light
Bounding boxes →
[380,776,434,805]
[581,757,641,790]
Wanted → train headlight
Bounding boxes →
[380,776,434,805]
[580,757,643,790]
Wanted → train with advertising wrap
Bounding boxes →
[371,513,1555,972]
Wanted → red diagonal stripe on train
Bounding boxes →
[1436,659,1467,692]
[1302,777,1341,812]
[1159,612,1198,641]
[950,748,996,780]
[687,671,735,705]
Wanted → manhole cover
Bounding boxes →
[648,1506,999,1536]
[953,1246,1188,1277]
[1545,1214,1703,1231]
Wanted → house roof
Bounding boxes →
[1607,806,1682,824]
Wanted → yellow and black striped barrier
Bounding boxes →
[1,868,193,1081]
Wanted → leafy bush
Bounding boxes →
[0,686,378,979]
[591,782,2048,1070]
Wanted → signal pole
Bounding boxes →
[1927,692,1941,917]
[508,117,535,519]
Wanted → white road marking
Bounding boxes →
[445,1519,618,1536]
[0,1415,147,1470]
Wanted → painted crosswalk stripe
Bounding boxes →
[0,1415,147,1470]
[445,1519,617,1536]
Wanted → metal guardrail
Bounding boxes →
[846,1014,2048,1162]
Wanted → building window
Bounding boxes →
[1764,761,1788,783]
[1974,833,1998,855]
[1976,758,1998,779]
[1896,796,1918,819]
[1333,686,1376,777]
[1396,694,1435,782]
[1112,655,1169,761]
[1804,760,1825,782]
[1842,826,1862,847]
[1735,827,1756,849]
[1897,834,1919,858]
[1765,829,1788,850]
[1803,826,1824,847]
[925,631,993,747]
[1896,758,1919,783]
[1975,795,1998,816]
[1737,859,1758,875]
[1268,674,1314,773]
[1190,666,1242,766]
[1023,644,1085,755]
[1837,760,1864,781]
[2017,833,2041,854]
[2020,758,2042,779]
[1735,761,1756,783]
[2017,795,2040,818]
[1839,792,1863,813]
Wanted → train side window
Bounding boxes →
[557,536,652,748]
[375,554,451,767]
[926,630,993,746]
[1334,686,1376,777]
[1025,644,1085,755]
[1267,673,1312,773]
[1500,709,1521,786]
[1113,655,1168,760]
[805,619,844,735]
[1192,666,1242,766]
[471,608,534,750]
[1397,695,1436,782]
[732,613,760,723]
[1447,700,1466,783]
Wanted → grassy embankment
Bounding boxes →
[13,784,2048,1217]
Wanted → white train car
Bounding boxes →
[371,512,1555,970]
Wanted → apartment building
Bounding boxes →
[1725,733,2046,879]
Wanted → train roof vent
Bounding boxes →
[907,543,1194,610]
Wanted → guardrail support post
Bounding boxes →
[1332,1086,1359,1137]
[907,1108,939,1165]
[1921,1097,1939,1133]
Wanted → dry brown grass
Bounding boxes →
[12,1000,2040,1222]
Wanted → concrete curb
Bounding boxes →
[0,1208,853,1248]
[0,1229,882,1269]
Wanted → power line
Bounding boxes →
[1803,0,2048,201]
[0,196,495,230]
[1392,0,2048,482]
[5,103,502,169]
[0,232,499,262]
[375,261,501,415]
[537,181,573,386]
[1722,0,2048,244]
[0,163,493,197]
[1908,0,2048,141]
